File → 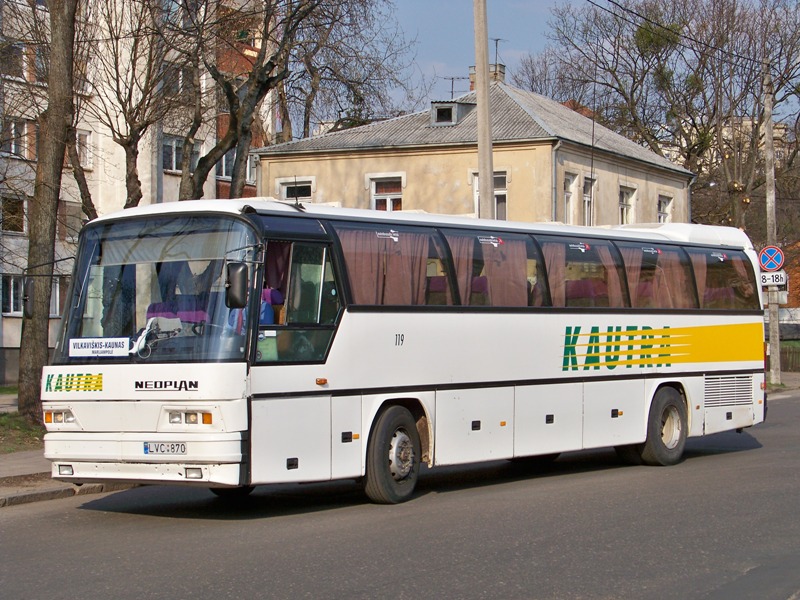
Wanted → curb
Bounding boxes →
[0,481,136,508]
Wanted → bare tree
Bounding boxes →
[17,0,78,424]
[537,0,800,236]
[81,0,190,210]
[511,46,592,106]
[278,0,417,139]
[154,0,415,200]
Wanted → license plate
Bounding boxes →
[144,442,186,455]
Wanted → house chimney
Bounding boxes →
[469,64,506,91]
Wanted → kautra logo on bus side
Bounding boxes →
[45,373,103,392]
[562,325,672,371]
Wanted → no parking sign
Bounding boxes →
[759,246,785,272]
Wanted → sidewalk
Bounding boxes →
[0,395,134,507]
[2,373,798,508]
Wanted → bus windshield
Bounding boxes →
[53,214,258,364]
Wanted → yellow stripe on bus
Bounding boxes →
[563,322,763,370]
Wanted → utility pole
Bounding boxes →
[473,0,494,219]
[764,67,780,385]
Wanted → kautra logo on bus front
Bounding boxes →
[562,325,672,371]
[44,373,104,392]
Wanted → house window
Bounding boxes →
[247,154,257,184]
[33,45,48,82]
[163,0,200,27]
[73,130,91,168]
[582,177,595,226]
[2,275,63,316]
[162,134,200,172]
[619,186,635,225]
[473,171,508,219]
[218,150,257,184]
[162,62,194,99]
[220,148,235,179]
[435,106,453,124]
[1,197,25,233]
[281,180,312,201]
[58,201,83,241]
[372,178,402,211]
[564,173,576,224]
[0,42,24,79]
[1,275,23,314]
[493,172,507,220]
[74,56,89,93]
[658,195,672,223]
[1,118,27,157]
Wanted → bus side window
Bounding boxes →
[257,242,340,363]
[442,230,543,307]
[539,237,627,308]
[687,248,758,310]
[616,242,696,309]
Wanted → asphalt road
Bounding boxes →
[1,394,798,600]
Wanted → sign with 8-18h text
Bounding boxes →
[760,270,787,287]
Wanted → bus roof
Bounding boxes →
[91,198,755,250]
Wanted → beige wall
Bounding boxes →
[557,145,689,226]
[259,141,690,226]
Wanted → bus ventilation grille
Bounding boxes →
[704,375,753,407]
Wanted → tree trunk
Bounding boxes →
[229,109,255,198]
[66,131,97,220]
[122,140,143,209]
[17,0,78,424]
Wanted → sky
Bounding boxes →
[394,0,557,102]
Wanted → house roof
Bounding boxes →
[257,82,692,178]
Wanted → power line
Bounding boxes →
[585,0,768,72]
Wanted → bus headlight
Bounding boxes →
[166,410,212,425]
[44,410,76,424]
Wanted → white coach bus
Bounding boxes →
[41,199,766,503]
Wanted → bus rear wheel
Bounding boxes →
[642,387,687,466]
[364,406,421,504]
[616,387,687,466]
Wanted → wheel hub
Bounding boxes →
[388,429,415,481]
[661,405,682,450]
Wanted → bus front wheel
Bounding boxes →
[364,406,421,504]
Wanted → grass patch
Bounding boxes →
[0,385,18,395]
[0,412,45,454]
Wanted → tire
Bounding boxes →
[640,387,688,466]
[364,406,421,504]
[210,485,255,499]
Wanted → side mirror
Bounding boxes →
[225,262,248,308]
[23,277,34,319]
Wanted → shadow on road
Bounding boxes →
[78,428,764,520]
